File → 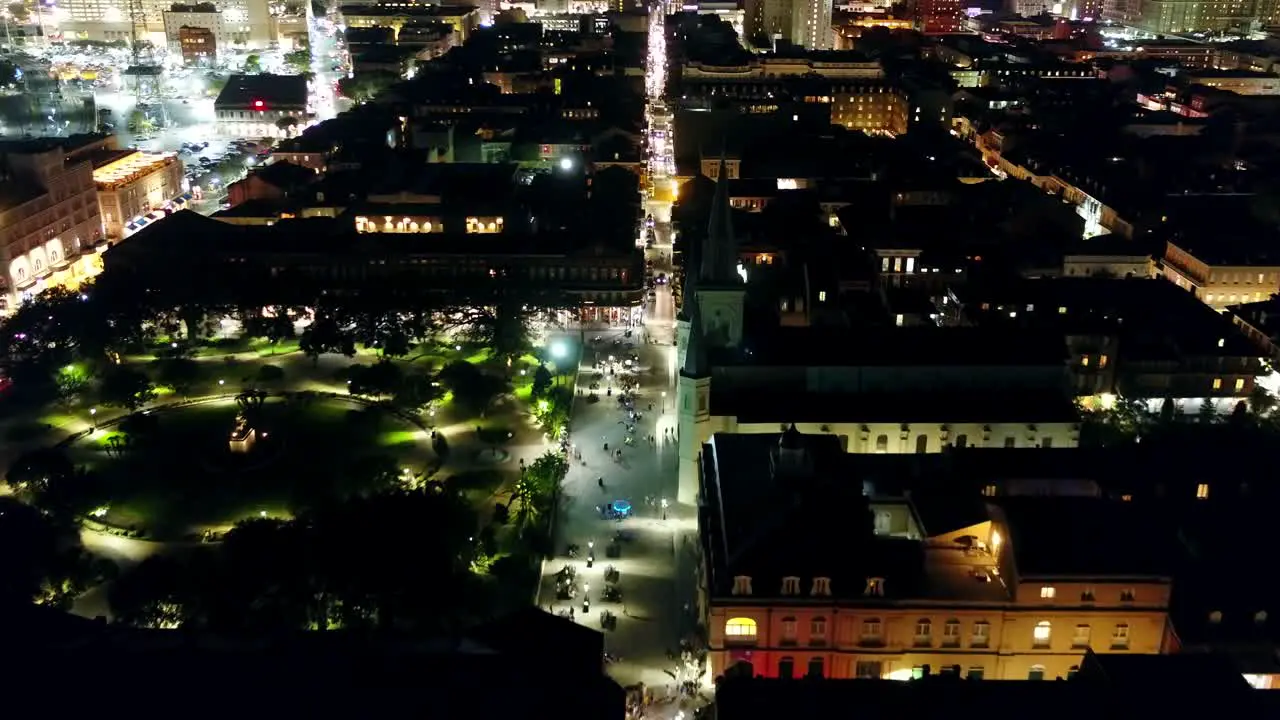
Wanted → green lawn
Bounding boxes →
[64,397,430,539]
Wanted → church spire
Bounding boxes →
[701,148,739,287]
[681,292,710,378]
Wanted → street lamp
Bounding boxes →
[661,390,667,412]
[89,407,97,430]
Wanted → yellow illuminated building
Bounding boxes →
[701,432,1173,683]
[355,215,444,234]
[0,142,105,314]
[94,151,185,240]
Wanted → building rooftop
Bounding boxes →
[999,497,1174,579]
[214,73,309,109]
[92,151,178,189]
[957,277,1260,358]
[710,389,1079,425]
[724,325,1068,369]
[339,3,477,17]
[700,431,1007,604]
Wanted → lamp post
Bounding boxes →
[660,390,667,413]
[89,407,97,430]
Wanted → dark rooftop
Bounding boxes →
[958,277,1260,357]
[215,73,309,109]
[728,325,1068,368]
[999,497,1174,578]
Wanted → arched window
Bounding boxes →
[777,657,795,679]
[875,434,888,452]
[1028,664,1046,681]
[725,617,758,640]
[915,434,928,453]
[1033,620,1052,647]
[33,258,42,271]
[955,434,968,448]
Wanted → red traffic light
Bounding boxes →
[253,99,265,109]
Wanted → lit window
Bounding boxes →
[1072,624,1091,648]
[861,618,882,638]
[1058,306,1067,314]
[1080,355,1090,367]
[1196,483,1209,499]
[1111,624,1130,648]
[1213,378,1223,390]
[864,577,885,596]
[1033,621,1052,647]
[1235,378,1245,392]
[1040,586,1057,599]
[725,617,758,638]
[811,577,831,596]
[818,290,827,302]
[915,619,932,639]
[895,314,904,327]
[1098,354,1109,369]
[972,621,990,646]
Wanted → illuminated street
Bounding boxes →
[536,6,703,713]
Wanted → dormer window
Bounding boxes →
[732,576,753,596]
[812,577,832,596]
[781,576,800,595]
[864,577,885,597]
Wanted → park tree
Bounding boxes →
[531,364,552,399]
[459,297,534,365]
[241,306,298,350]
[437,360,507,416]
[151,356,202,397]
[351,309,429,359]
[98,366,157,410]
[243,54,263,74]
[299,312,356,365]
[510,450,567,528]
[336,71,398,103]
[392,370,440,411]
[0,287,102,385]
[0,496,96,609]
[346,361,403,398]
[107,553,197,628]
[7,447,75,497]
[283,48,312,74]
[56,363,91,403]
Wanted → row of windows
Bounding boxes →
[872,433,1055,452]
[1039,586,1137,602]
[726,617,1133,650]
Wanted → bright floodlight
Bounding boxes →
[550,341,568,359]
[559,157,573,171]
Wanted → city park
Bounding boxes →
[0,282,579,631]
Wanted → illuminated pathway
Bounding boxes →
[533,4,705,712]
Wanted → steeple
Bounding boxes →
[701,148,739,287]
[681,294,710,378]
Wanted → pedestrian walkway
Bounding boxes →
[537,320,687,691]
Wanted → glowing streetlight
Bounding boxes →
[559,157,573,171]
[218,379,225,386]
[550,341,568,359]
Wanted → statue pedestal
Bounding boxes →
[229,413,257,453]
